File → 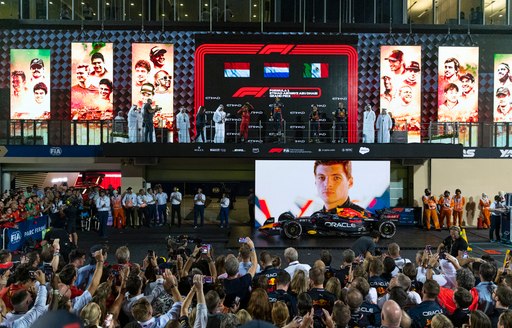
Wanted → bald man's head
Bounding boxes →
[381,300,402,328]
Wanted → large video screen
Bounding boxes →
[493,54,512,122]
[195,36,358,143]
[380,45,421,142]
[132,43,174,131]
[438,46,479,123]
[10,49,51,119]
[255,160,390,226]
[71,42,114,120]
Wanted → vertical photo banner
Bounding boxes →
[10,49,51,119]
[493,54,512,122]
[132,43,174,136]
[380,45,421,142]
[438,46,479,123]
[71,42,114,120]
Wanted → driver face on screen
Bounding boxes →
[444,62,457,79]
[135,67,149,85]
[34,89,46,104]
[315,162,353,211]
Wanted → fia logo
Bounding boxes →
[359,147,370,155]
[463,149,476,158]
[10,231,22,244]
[500,149,512,158]
[49,147,62,156]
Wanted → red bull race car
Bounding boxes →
[259,207,399,239]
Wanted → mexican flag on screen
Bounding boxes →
[303,63,329,78]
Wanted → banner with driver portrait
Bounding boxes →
[255,160,390,227]
[10,49,51,119]
[132,43,175,141]
[438,46,479,123]
[380,45,421,143]
[71,42,114,121]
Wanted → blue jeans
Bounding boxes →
[194,204,205,226]
[144,122,154,142]
[220,207,229,226]
[97,211,109,237]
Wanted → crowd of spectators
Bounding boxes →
[0,225,508,327]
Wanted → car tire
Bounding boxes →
[282,220,302,239]
[378,220,396,239]
[278,212,295,222]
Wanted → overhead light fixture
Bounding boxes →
[485,1,496,8]
[489,8,504,18]
[417,9,429,18]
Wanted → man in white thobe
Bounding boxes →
[213,104,227,143]
[176,107,190,143]
[127,105,140,143]
[363,104,376,143]
[376,108,393,143]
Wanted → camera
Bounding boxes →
[148,250,155,258]
[203,276,214,284]
[29,270,36,279]
[238,237,247,243]
[439,252,447,260]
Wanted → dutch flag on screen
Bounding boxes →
[224,62,250,78]
[264,63,290,78]
[303,63,329,78]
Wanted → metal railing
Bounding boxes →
[3,119,512,147]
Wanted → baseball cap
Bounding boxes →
[497,87,510,96]
[150,46,167,57]
[459,73,475,82]
[30,58,44,68]
[385,50,403,62]
[405,61,420,71]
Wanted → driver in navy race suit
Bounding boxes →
[314,160,367,215]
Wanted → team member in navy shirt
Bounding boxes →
[267,270,297,317]
[408,279,446,328]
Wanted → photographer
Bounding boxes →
[1,269,47,328]
[142,98,157,143]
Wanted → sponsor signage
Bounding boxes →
[102,143,463,159]
[4,216,48,251]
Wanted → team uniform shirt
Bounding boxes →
[223,273,252,309]
[348,308,372,328]
[253,266,284,293]
[194,193,206,205]
[268,289,297,318]
[170,191,182,205]
[407,300,446,328]
[308,287,337,315]
[335,265,352,288]
[95,196,110,212]
[450,307,471,328]
[324,265,338,283]
[368,275,389,298]
[156,192,168,205]
[122,193,137,207]
[360,301,381,327]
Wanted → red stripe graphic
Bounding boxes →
[224,62,250,69]
[264,62,289,68]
